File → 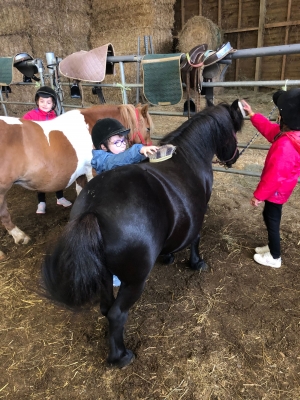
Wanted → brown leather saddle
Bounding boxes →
[181,42,235,116]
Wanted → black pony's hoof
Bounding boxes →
[161,253,175,265]
[190,260,209,271]
[107,349,135,369]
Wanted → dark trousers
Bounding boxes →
[37,191,63,203]
[262,200,282,259]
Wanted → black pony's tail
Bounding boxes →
[42,212,105,307]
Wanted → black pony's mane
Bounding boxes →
[160,102,242,165]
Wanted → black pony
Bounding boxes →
[42,100,244,368]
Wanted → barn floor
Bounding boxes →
[1,92,300,399]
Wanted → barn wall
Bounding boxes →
[174,0,300,83]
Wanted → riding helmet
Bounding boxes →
[92,118,130,149]
[274,88,300,130]
[35,86,57,109]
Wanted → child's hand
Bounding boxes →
[241,100,254,117]
[250,196,262,207]
[140,145,159,157]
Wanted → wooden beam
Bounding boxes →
[281,0,292,80]
[198,0,202,16]
[254,0,267,91]
[181,0,185,29]
[235,0,243,81]
[224,19,300,34]
[218,0,222,27]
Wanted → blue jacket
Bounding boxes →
[91,144,146,174]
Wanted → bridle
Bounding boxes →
[212,131,239,167]
[128,109,152,146]
[213,105,278,166]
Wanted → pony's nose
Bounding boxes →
[226,148,240,168]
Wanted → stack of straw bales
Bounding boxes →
[0,0,176,113]
[0,0,34,116]
[0,0,91,116]
[90,0,176,103]
[28,0,90,59]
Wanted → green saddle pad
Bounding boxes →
[0,57,14,86]
[142,53,183,106]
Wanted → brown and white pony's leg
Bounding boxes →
[75,168,94,195]
[0,193,30,244]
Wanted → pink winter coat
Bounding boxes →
[250,113,300,204]
[22,108,56,121]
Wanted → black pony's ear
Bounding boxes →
[231,99,246,118]
[231,99,239,111]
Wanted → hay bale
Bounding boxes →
[177,16,223,53]
[0,35,33,56]
[0,5,31,35]
[0,0,176,108]
[90,0,176,104]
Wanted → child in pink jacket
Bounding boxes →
[23,86,72,214]
[242,88,300,268]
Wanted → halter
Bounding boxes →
[213,105,278,166]
[128,109,152,146]
[212,132,239,167]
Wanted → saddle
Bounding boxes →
[181,42,235,116]
[59,43,115,82]
[0,53,40,88]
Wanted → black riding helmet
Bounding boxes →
[273,88,300,130]
[92,118,130,149]
[35,86,57,109]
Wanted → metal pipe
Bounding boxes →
[213,167,300,183]
[151,137,272,150]
[229,43,300,59]
[149,36,154,54]
[0,89,8,116]
[104,43,300,64]
[203,79,300,87]
[213,167,261,177]
[136,37,140,104]
[118,61,128,104]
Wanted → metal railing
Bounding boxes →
[1,43,300,181]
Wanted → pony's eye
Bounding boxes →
[147,128,150,132]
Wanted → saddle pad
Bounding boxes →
[59,43,115,82]
[142,54,183,106]
[0,57,14,86]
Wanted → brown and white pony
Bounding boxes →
[0,103,153,258]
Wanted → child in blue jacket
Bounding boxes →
[91,118,158,174]
[91,117,159,286]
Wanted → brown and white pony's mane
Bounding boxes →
[119,103,153,145]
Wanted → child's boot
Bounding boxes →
[57,197,72,207]
[36,202,46,214]
[253,252,281,268]
[255,245,270,254]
